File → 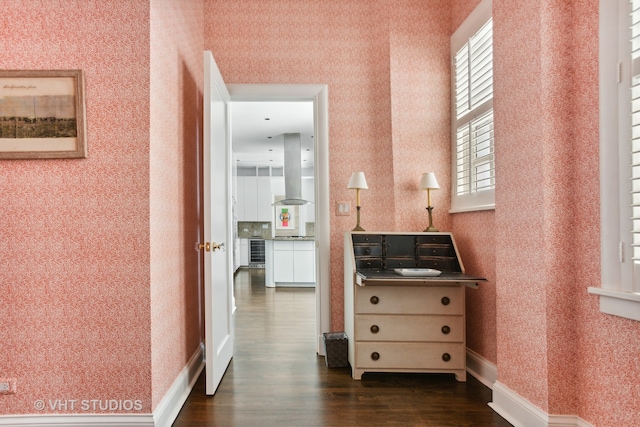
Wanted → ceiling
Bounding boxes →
[231,101,315,168]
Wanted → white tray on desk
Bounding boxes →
[394,268,442,277]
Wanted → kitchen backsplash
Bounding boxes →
[237,222,272,239]
[305,222,315,237]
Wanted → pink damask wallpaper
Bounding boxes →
[1,0,639,425]
[492,0,640,424]
[207,1,640,425]
[0,0,154,414]
[1,0,206,416]
[205,0,454,332]
[149,0,204,409]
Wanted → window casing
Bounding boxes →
[451,0,495,213]
[589,0,640,321]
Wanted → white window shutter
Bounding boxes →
[453,18,494,202]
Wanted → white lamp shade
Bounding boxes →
[348,172,368,189]
[419,172,440,190]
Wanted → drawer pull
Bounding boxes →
[371,352,380,361]
[370,325,379,334]
[441,296,450,306]
[442,353,451,362]
[441,325,451,334]
[370,296,379,305]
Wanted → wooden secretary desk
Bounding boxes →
[343,231,486,381]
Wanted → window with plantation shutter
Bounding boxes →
[450,0,495,212]
[589,0,640,321]
[631,0,640,277]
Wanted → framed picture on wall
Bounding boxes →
[0,69,87,159]
[275,206,298,230]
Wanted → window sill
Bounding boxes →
[449,204,495,214]
[588,287,640,321]
[450,189,495,213]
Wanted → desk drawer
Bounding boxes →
[353,234,383,244]
[355,342,465,370]
[384,257,416,269]
[417,256,458,271]
[416,235,452,245]
[354,245,383,257]
[355,286,463,315]
[355,314,464,342]
[356,258,383,269]
[417,244,454,257]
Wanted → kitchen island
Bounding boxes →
[265,237,316,287]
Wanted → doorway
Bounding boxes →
[227,84,330,355]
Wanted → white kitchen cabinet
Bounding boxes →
[236,174,272,222]
[270,240,315,286]
[243,176,258,221]
[257,176,272,222]
[293,246,315,282]
[273,242,295,282]
[239,238,249,267]
[237,176,258,221]
[236,176,246,220]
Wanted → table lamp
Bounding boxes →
[348,172,368,231]
[419,172,440,232]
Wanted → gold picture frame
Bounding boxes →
[0,69,86,159]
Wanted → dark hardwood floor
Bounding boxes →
[172,269,512,427]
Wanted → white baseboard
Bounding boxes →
[153,342,205,427]
[0,344,205,427]
[0,414,154,426]
[466,348,498,389]
[489,381,595,427]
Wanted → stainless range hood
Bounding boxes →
[274,133,312,206]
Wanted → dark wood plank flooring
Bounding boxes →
[172,269,512,427]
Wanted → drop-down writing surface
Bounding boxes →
[355,270,485,288]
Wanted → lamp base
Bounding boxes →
[424,206,438,232]
[352,205,365,231]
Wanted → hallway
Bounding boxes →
[172,269,512,426]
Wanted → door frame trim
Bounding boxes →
[227,84,331,354]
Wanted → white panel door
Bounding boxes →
[203,51,234,395]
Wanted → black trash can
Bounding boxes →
[323,332,349,368]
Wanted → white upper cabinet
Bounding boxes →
[236,166,282,222]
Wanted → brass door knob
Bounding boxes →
[195,242,211,251]
[195,242,225,252]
